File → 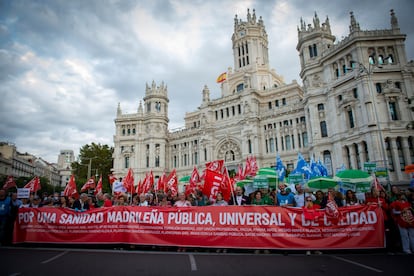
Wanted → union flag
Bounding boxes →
[3,175,16,190]
[24,176,41,193]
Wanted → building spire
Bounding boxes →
[349,11,360,33]
[117,102,122,116]
[390,9,399,30]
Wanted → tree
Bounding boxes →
[71,143,113,194]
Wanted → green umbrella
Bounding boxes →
[335,169,370,179]
[257,167,277,176]
[179,175,190,182]
[336,169,372,193]
[236,179,253,187]
[306,176,338,191]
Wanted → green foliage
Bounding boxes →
[71,142,114,194]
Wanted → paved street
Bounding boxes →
[0,246,412,276]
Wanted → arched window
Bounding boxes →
[368,55,375,65]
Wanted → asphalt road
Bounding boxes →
[0,246,412,276]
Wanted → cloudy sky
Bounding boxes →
[1,0,413,163]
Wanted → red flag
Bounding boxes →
[165,169,178,196]
[244,156,252,176]
[372,176,385,192]
[3,175,16,190]
[108,174,117,186]
[122,168,135,194]
[63,175,79,199]
[157,171,166,192]
[24,176,41,193]
[81,176,96,192]
[250,156,258,176]
[135,179,142,195]
[206,160,224,174]
[325,192,340,220]
[94,175,103,195]
[185,166,200,196]
[235,164,245,181]
[202,169,224,202]
[220,167,233,201]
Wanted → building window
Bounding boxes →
[155,156,160,167]
[174,156,177,168]
[369,55,375,65]
[248,139,252,154]
[155,102,161,112]
[127,128,131,135]
[268,102,272,109]
[122,129,125,135]
[317,104,324,111]
[285,135,291,150]
[221,109,224,119]
[269,138,275,152]
[226,107,229,117]
[376,83,382,93]
[320,121,328,137]
[194,152,198,165]
[146,156,149,168]
[147,102,151,112]
[238,104,241,114]
[275,100,279,107]
[204,148,207,161]
[389,102,398,120]
[282,98,286,105]
[232,106,235,115]
[353,88,358,98]
[302,132,308,147]
[237,83,244,92]
[348,109,355,128]
[215,111,218,120]
[125,157,129,168]
[132,128,136,134]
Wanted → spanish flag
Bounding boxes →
[216,72,227,83]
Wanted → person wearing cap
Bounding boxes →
[276,183,295,207]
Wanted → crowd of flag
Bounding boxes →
[2,153,386,201]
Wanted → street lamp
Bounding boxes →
[351,58,390,190]
[83,157,98,179]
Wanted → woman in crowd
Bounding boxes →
[174,192,192,207]
[212,192,228,206]
[344,189,359,206]
[251,190,266,205]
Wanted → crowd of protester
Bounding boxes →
[1,182,414,255]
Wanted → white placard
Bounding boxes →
[17,188,31,199]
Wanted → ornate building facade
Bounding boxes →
[113,9,414,186]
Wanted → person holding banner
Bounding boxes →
[228,186,250,206]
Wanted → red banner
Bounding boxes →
[14,205,384,249]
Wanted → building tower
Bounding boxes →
[298,10,414,183]
[113,81,169,181]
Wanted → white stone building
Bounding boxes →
[113,9,414,186]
